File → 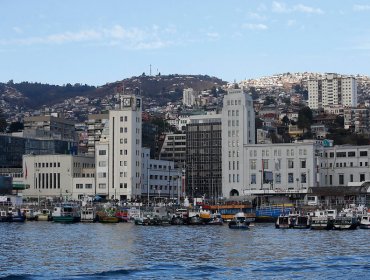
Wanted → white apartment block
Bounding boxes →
[308,74,357,110]
[22,154,95,200]
[318,145,370,186]
[108,94,142,201]
[182,88,198,107]
[222,88,255,197]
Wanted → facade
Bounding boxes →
[23,114,76,141]
[343,107,370,133]
[158,133,186,170]
[0,134,77,168]
[141,148,182,201]
[308,74,357,110]
[243,143,318,195]
[108,94,142,201]
[86,113,109,155]
[318,145,370,187]
[221,88,256,197]
[22,154,95,200]
[186,114,222,199]
[95,126,109,200]
[182,88,197,107]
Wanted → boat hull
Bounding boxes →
[359,223,370,229]
[53,216,80,223]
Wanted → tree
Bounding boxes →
[0,110,7,132]
[297,106,313,132]
[263,96,276,106]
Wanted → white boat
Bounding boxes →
[80,207,96,222]
[275,215,290,229]
[228,212,250,229]
[21,208,36,221]
[310,209,335,230]
[333,207,358,230]
[359,213,370,229]
[35,209,52,221]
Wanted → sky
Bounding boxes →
[1,0,370,86]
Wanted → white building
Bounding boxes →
[141,148,182,202]
[95,123,109,199]
[182,88,198,107]
[221,88,255,197]
[318,145,370,186]
[108,94,142,201]
[22,154,95,200]
[308,74,357,109]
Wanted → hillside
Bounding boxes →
[0,74,226,117]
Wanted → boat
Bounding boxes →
[310,209,335,230]
[228,212,250,229]
[52,203,81,223]
[333,209,358,230]
[186,211,203,225]
[170,209,187,225]
[80,207,96,222]
[275,215,290,229]
[359,213,370,229]
[115,208,129,222]
[96,210,119,223]
[289,212,311,229]
[207,213,223,225]
[0,210,8,222]
[7,207,26,222]
[208,203,255,222]
[35,209,53,221]
[21,208,36,221]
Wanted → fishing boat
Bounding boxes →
[96,210,119,223]
[115,208,129,222]
[310,209,335,230]
[35,209,52,221]
[333,210,358,230]
[275,215,290,229]
[7,207,26,222]
[52,203,81,223]
[207,213,223,225]
[359,213,370,229]
[80,207,96,222]
[21,208,36,221]
[228,212,250,229]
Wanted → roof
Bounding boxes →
[308,186,370,196]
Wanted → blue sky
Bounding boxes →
[1,0,370,85]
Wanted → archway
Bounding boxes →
[230,189,239,197]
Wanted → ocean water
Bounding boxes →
[0,222,369,279]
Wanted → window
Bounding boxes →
[301,160,306,169]
[360,174,365,182]
[339,174,344,185]
[98,172,107,178]
[275,173,281,183]
[288,160,294,169]
[288,173,294,183]
[336,152,346,157]
[99,183,106,189]
[348,151,355,157]
[98,161,106,167]
[263,159,268,170]
[301,173,307,184]
[251,174,256,184]
[360,151,368,157]
[350,174,354,182]
[99,150,106,156]
[250,160,256,170]
[85,184,92,189]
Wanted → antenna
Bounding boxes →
[149,64,152,76]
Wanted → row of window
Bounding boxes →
[249,159,307,170]
[324,151,368,158]
[249,172,307,184]
[325,173,366,185]
[35,162,61,168]
[228,110,240,117]
[248,149,308,157]
[34,173,61,189]
[75,184,92,189]
[321,161,368,168]
[98,183,127,189]
[227,99,242,106]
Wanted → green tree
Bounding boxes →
[8,121,24,133]
[297,106,313,132]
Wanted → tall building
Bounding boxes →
[182,88,198,107]
[308,74,357,109]
[86,113,109,155]
[221,88,255,197]
[158,133,186,170]
[108,94,142,201]
[186,114,222,199]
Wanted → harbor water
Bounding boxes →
[0,223,369,279]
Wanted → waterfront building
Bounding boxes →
[318,145,370,187]
[22,154,95,200]
[186,114,222,200]
[221,88,255,197]
[141,147,182,202]
[243,142,318,196]
[86,113,109,155]
[108,94,142,201]
[308,74,357,110]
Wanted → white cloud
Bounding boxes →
[242,23,268,30]
[0,25,175,50]
[353,5,370,11]
[272,2,324,14]
[206,32,220,39]
[294,4,323,14]
[248,12,267,20]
